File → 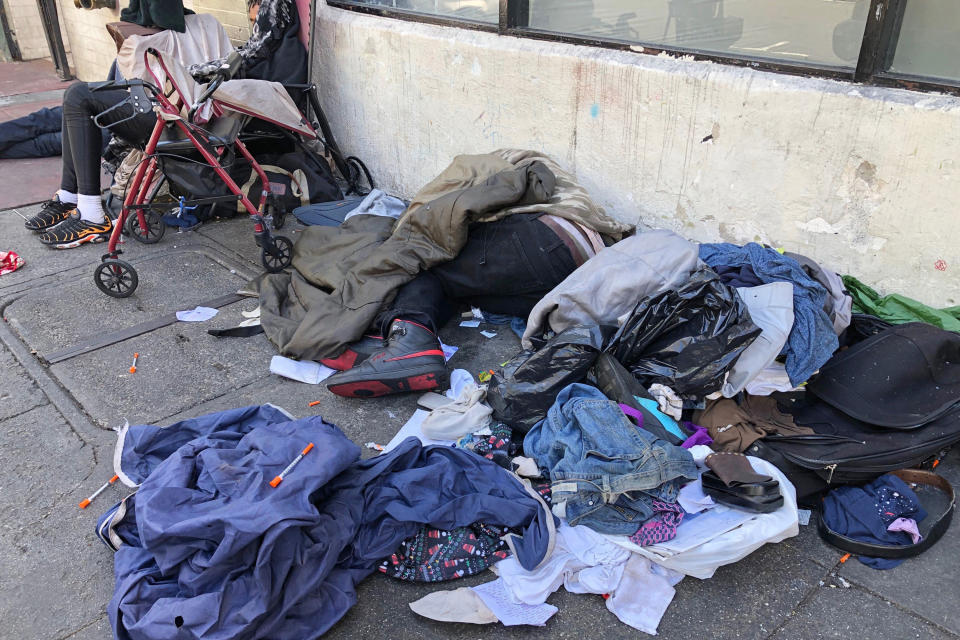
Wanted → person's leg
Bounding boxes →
[369,214,575,336]
[376,271,453,336]
[325,271,451,396]
[432,213,577,317]
[37,83,155,248]
[23,105,78,232]
[1,133,61,159]
[0,106,63,157]
[321,271,450,371]
[62,82,153,200]
[326,215,578,399]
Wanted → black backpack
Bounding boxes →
[237,150,343,216]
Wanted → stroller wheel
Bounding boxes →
[261,235,293,273]
[95,260,139,298]
[125,210,166,244]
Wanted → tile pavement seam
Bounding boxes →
[53,613,106,640]
[0,296,107,442]
[196,224,265,271]
[0,240,260,292]
[762,560,836,639]
[0,398,50,423]
[147,373,277,426]
[837,577,960,638]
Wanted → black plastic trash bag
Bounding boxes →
[487,325,611,433]
[605,269,760,398]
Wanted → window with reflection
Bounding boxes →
[527,0,868,68]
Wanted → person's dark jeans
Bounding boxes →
[60,82,156,195]
[0,106,63,159]
[376,214,577,335]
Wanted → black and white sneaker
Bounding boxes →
[38,216,113,249]
[24,196,77,231]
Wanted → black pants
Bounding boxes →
[376,214,577,335]
[59,82,156,195]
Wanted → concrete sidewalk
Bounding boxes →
[1,197,959,639]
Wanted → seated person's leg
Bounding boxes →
[326,215,579,399]
[22,104,77,232]
[31,83,156,248]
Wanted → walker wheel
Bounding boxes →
[261,235,293,273]
[95,259,139,298]
[125,210,166,244]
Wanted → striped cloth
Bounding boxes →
[537,214,606,267]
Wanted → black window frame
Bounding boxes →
[326,0,960,97]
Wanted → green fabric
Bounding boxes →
[120,0,190,33]
[842,275,960,332]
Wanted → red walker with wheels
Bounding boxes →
[92,48,320,297]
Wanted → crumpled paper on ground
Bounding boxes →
[0,251,24,276]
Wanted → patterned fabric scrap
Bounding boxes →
[379,523,513,582]
[628,500,685,547]
[455,423,518,469]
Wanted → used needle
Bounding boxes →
[79,474,120,509]
[270,443,315,487]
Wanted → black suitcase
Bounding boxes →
[751,323,960,501]
[750,395,960,501]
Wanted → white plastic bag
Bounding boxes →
[605,456,799,579]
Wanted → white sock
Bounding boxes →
[56,190,78,205]
[77,194,105,223]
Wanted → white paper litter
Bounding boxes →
[797,509,812,526]
[480,330,497,338]
[651,505,754,554]
[269,355,335,385]
[383,409,456,452]
[677,477,715,514]
[471,579,557,627]
[440,342,459,361]
[459,320,481,328]
[176,306,218,322]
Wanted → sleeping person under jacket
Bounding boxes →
[258,149,631,398]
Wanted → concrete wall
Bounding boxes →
[5,0,53,60]
[312,2,960,308]
[55,0,118,78]
[54,0,250,81]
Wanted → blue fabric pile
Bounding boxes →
[104,405,554,640]
[698,242,839,384]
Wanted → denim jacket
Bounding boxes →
[524,383,697,534]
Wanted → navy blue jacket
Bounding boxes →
[105,406,553,639]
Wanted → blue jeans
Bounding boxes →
[0,106,63,158]
[524,383,698,534]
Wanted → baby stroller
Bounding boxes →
[90,47,344,298]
